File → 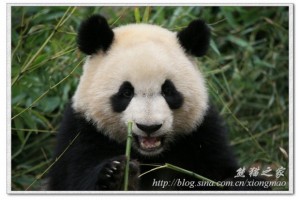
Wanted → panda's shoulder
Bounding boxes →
[187,103,230,146]
[186,104,238,167]
[198,103,228,137]
[58,102,93,136]
[57,102,110,145]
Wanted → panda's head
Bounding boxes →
[73,15,210,156]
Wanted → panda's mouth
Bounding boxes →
[134,135,164,151]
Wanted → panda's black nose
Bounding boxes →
[136,123,162,134]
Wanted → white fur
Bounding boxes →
[72,23,208,153]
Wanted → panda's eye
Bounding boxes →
[162,86,173,96]
[161,80,184,109]
[117,81,134,99]
[122,89,134,98]
[111,81,134,113]
[162,81,175,97]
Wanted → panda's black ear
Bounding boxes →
[177,19,210,57]
[77,15,114,55]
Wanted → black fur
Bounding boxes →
[110,81,134,112]
[161,79,184,109]
[95,155,139,190]
[48,103,269,190]
[177,19,211,57]
[77,15,114,55]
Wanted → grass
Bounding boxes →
[11,6,289,191]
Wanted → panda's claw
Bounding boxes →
[96,155,140,190]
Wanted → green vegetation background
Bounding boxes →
[11,6,289,191]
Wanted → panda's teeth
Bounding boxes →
[155,140,161,147]
[138,136,162,150]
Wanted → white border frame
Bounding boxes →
[6,2,294,195]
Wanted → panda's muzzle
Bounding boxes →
[134,123,164,151]
[136,123,162,134]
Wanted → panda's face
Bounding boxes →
[73,18,209,156]
[112,79,180,156]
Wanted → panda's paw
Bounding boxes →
[96,155,140,190]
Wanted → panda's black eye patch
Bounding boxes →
[161,80,183,109]
[121,87,134,98]
[110,81,134,112]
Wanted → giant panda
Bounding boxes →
[48,14,267,191]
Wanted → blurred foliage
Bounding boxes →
[11,6,289,191]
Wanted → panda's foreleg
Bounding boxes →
[95,155,140,190]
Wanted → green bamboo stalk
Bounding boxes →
[11,127,57,133]
[134,7,141,23]
[124,121,133,191]
[138,165,166,178]
[142,7,151,23]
